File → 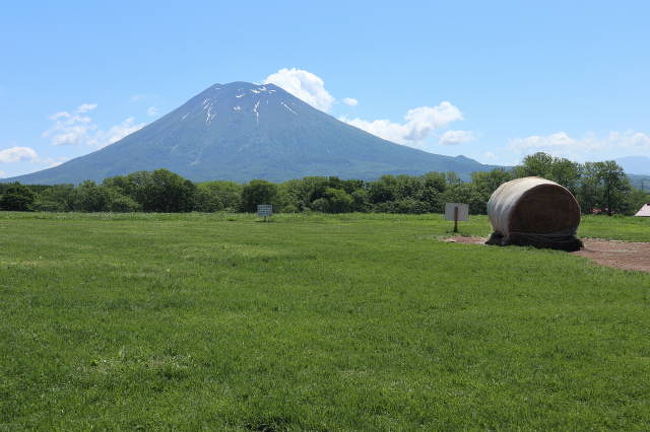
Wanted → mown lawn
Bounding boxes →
[1,212,649,431]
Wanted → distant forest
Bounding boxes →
[1,153,648,216]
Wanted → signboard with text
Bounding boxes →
[257,204,273,218]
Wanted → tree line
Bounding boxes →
[1,153,648,215]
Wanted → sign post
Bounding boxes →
[256,204,273,222]
[444,203,469,233]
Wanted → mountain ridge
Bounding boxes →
[7,81,498,184]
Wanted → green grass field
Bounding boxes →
[1,212,649,431]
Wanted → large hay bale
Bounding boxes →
[486,177,582,251]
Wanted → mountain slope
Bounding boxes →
[616,156,650,176]
[9,82,497,184]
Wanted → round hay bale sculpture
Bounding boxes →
[486,177,582,251]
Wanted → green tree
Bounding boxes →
[514,152,580,193]
[281,177,329,211]
[419,172,448,212]
[441,183,485,214]
[147,169,196,212]
[577,162,600,213]
[32,184,75,212]
[445,172,462,186]
[392,175,423,200]
[577,161,631,215]
[196,181,243,212]
[549,158,581,194]
[368,173,450,213]
[194,185,225,212]
[241,180,278,212]
[471,169,512,200]
[71,181,110,212]
[317,188,354,213]
[594,161,631,215]
[368,175,398,203]
[513,152,555,178]
[104,171,152,208]
[106,188,141,212]
[626,188,650,216]
[350,188,370,212]
[105,170,196,212]
[471,169,511,194]
[393,197,429,214]
[0,183,35,211]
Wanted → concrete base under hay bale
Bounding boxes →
[485,231,583,252]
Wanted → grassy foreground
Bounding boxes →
[1,212,649,431]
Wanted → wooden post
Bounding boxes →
[453,206,459,233]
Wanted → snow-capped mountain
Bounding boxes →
[9,81,497,184]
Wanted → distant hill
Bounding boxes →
[8,81,498,185]
[616,156,650,176]
[628,174,650,192]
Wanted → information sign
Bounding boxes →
[257,204,273,220]
[444,202,469,233]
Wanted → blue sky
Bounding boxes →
[1,1,649,178]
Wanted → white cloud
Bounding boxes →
[130,94,146,102]
[37,156,69,168]
[77,103,98,113]
[147,106,159,117]
[264,68,335,112]
[43,104,146,149]
[438,130,476,146]
[89,118,145,148]
[508,130,650,161]
[341,117,403,143]
[509,132,585,153]
[50,111,72,120]
[341,102,464,145]
[263,68,466,149]
[0,146,39,163]
[606,131,650,150]
[43,105,96,146]
[0,149,69,178]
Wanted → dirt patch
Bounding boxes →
[443,236,650,273]
[573,239,650,273]
[444,236,488,245]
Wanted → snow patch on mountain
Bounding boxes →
[281,101,297,115]
[202,99,216,124]
[254,100,260,124]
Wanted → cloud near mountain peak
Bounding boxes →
[264,68,467,149]
[264,68,335,112]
